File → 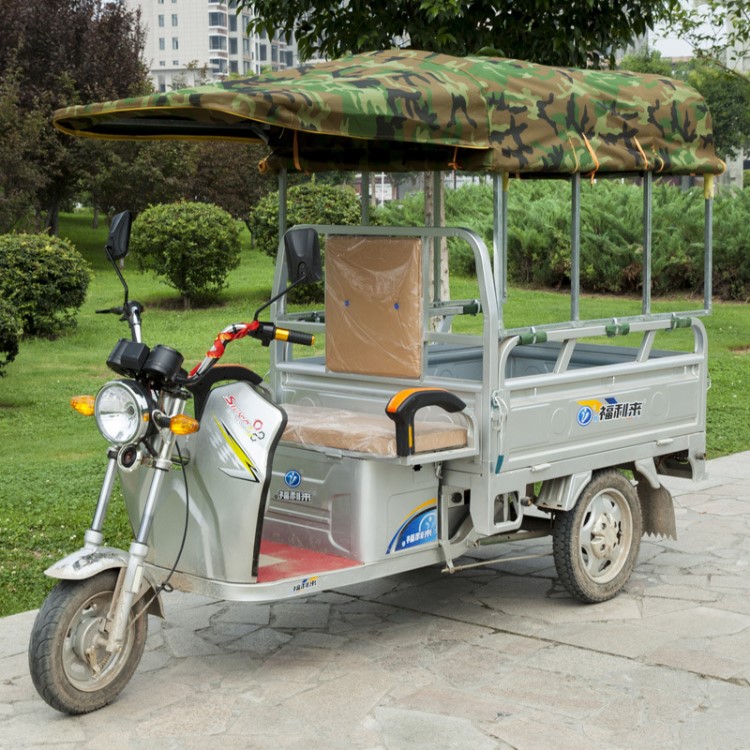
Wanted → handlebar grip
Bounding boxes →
[276,328,315,346]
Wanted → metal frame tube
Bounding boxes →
[432,170,442,303]
[643,171,653,315]
[704,175,714,313]
[361,169,370,225]
[571,173,581,322]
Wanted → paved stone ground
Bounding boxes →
[2,454,750,749]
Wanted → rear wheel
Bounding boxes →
[28,570,147,714]
[553,470,642,603]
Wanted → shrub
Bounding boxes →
[0,298,21,376]
[248,181,363,303]
[130,201,241,307]
[0,233,91,337]
[249,180,363,257]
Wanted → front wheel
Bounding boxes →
[553,470,642,603]
[28,570,147,714]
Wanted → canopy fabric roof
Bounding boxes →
[52,49,724,176]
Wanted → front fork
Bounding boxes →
[90,392,187,653]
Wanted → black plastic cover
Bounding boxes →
[107,339,151,377]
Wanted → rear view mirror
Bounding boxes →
[284,227,322,285]
[106,211,133,261]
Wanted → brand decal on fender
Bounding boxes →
[223,395,266,441]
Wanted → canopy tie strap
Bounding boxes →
[293,129,303,173]
[567,135,580,173]
[633,136,649,170]
[581,133,599,183]
[448,145,460,171]
[651,145,665,173]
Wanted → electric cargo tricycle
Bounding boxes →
[29,50,724,714]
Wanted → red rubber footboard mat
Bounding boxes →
[257,540,360,583]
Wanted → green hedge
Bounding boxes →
[382,180,750,300]
[130,201,241,307]
[0,233,91,338]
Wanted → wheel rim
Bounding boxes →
[578,487,633,584]
[62,589,135,692]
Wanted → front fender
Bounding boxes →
[45,545,165,618]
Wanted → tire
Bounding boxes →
[553,470,642,603]
[28,570,147,714]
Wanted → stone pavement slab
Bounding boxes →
[2,455,749,749]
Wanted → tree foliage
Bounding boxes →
[0,0,150,232]
[237,0,680,67]
[0,68,47,233]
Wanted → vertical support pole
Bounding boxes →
[433,170,442,303]
[571,173,581,322]
[704,174,714,313]
[642,171,653,316]
[502,172,509,305]
[278,169,288,238]
[361,169,370,225]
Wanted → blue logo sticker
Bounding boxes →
[577,406,593,427]
[386,505,438,554]
[284,470,301,488]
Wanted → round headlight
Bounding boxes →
[95,381,152,445]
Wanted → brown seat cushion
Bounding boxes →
[281,404,467,457]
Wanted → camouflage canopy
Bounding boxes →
[52,50,724,176]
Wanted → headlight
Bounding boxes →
[94,380,152,445]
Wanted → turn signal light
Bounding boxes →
[169,414,200,435]
[70,395,95,416]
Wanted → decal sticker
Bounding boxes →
[214,417,261,482]
[386,500,438,554]
[284,470,302,488]
[276,490,313,503]
[223,395,266,441]
[292,576,318,593]
[576,397,644,427]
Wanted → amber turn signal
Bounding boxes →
[169,414,200,435]
[70,395,95,416]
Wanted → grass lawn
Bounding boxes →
[1,211,748,616]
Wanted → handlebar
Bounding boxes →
[186,320,314,382]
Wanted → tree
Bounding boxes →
[0,67,48,233]
[0,0,150,233]
[238,0,680,68]
[666,1,750,67]
[189,143,275,222]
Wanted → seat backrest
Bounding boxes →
[325,236,423,379]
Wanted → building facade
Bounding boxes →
[125,0,300,91]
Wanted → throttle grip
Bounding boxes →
[276,328,315,346]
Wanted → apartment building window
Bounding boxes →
[209,35,227,50]
[258,44,267,61]
[208,12,226,26]
[172,37,179,50]
[229,14,237,32]
[230,60,238,74]
[159,37,165,50]
[242,38,250,56]
[171,14,178,26]
[271,45,278,63]
[229,38,238,55]
[158,14,164,27]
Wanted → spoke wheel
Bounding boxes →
[29,570,147,714]
[553,470,642,603]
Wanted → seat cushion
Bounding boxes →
[281,404,467,457]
